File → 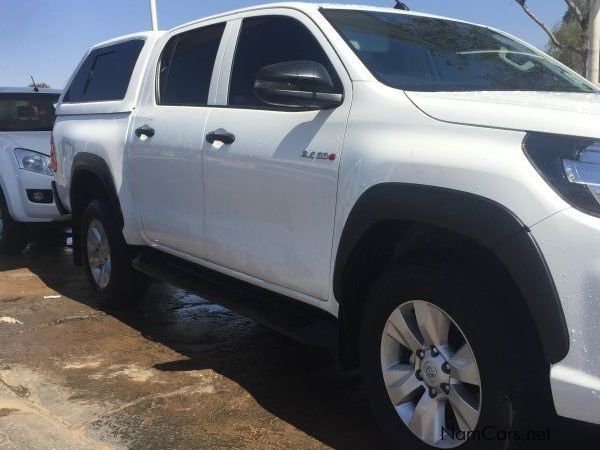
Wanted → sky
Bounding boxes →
[0,0,569,89]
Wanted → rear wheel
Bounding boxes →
[0,189,29,254]
[81,200,147,306]
[360,266,533,449]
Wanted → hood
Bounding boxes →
[0,131,52,156]
[405,91,600,139]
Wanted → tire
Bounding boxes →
[81,199,148,306]
[0,189,29,254]
[360,265,544,450]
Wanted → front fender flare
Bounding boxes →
[333,183,569,363]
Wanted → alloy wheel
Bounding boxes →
[86,219,112,289]
[380,300,482,448]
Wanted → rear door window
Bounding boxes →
[158,23,226,106]
[64,39,145,103]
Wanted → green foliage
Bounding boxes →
[546,0,587,74]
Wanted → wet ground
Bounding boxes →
[1,246,599,449]
[0,247,385,449]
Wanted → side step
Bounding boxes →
[133,249,339,351]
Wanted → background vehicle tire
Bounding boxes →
[360,265,546,450]
[0,188,29,254]
[81,199,148,306]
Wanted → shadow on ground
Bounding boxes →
[0,246,388,449]
[2,246,600,449]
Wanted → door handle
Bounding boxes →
[206,129,235,145]
[135,125,155,138]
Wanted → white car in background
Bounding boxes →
[0,87,68,253]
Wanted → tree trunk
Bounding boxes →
[587,0,600,83]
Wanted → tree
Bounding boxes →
[512,0,600,82]
[546,1,588,75]
[28,81,51,89]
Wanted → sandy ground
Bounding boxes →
[0,246,599,449]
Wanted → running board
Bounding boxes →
[133,249,339,351]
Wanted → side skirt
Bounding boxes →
[133,249,339,351]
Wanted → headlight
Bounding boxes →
[523,133,600,216]
[14,148,53,176]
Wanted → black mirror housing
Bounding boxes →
[254,60,343,109]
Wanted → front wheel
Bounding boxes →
[81,200,148,306]
[360,266,524,450]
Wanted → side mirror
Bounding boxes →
[254,60,343,109]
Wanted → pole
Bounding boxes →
[587,0,600,83]
[149,0,158,31]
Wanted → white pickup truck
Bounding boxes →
[53,3,600,449]
[0,87,67,253]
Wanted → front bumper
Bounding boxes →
[530,207,600,425]
[51,181,69,216]
[2,168,67,223]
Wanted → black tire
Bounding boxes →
[0,189,29,254]
[81,199,148,306]
[360,265,546,450]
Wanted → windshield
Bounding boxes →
[322,9,596,93]
[0,93,60,132]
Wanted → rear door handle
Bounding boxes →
[206,129,235,145]
[135,125,155,138]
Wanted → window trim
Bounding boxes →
[224,13,347,112]
[155,22,227,107]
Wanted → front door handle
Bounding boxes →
[206,129,235,145]
[135,125,155,138]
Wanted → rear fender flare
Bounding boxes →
[69,153,123,263]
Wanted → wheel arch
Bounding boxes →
[70,153,123,264]
[334,183,569,366]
